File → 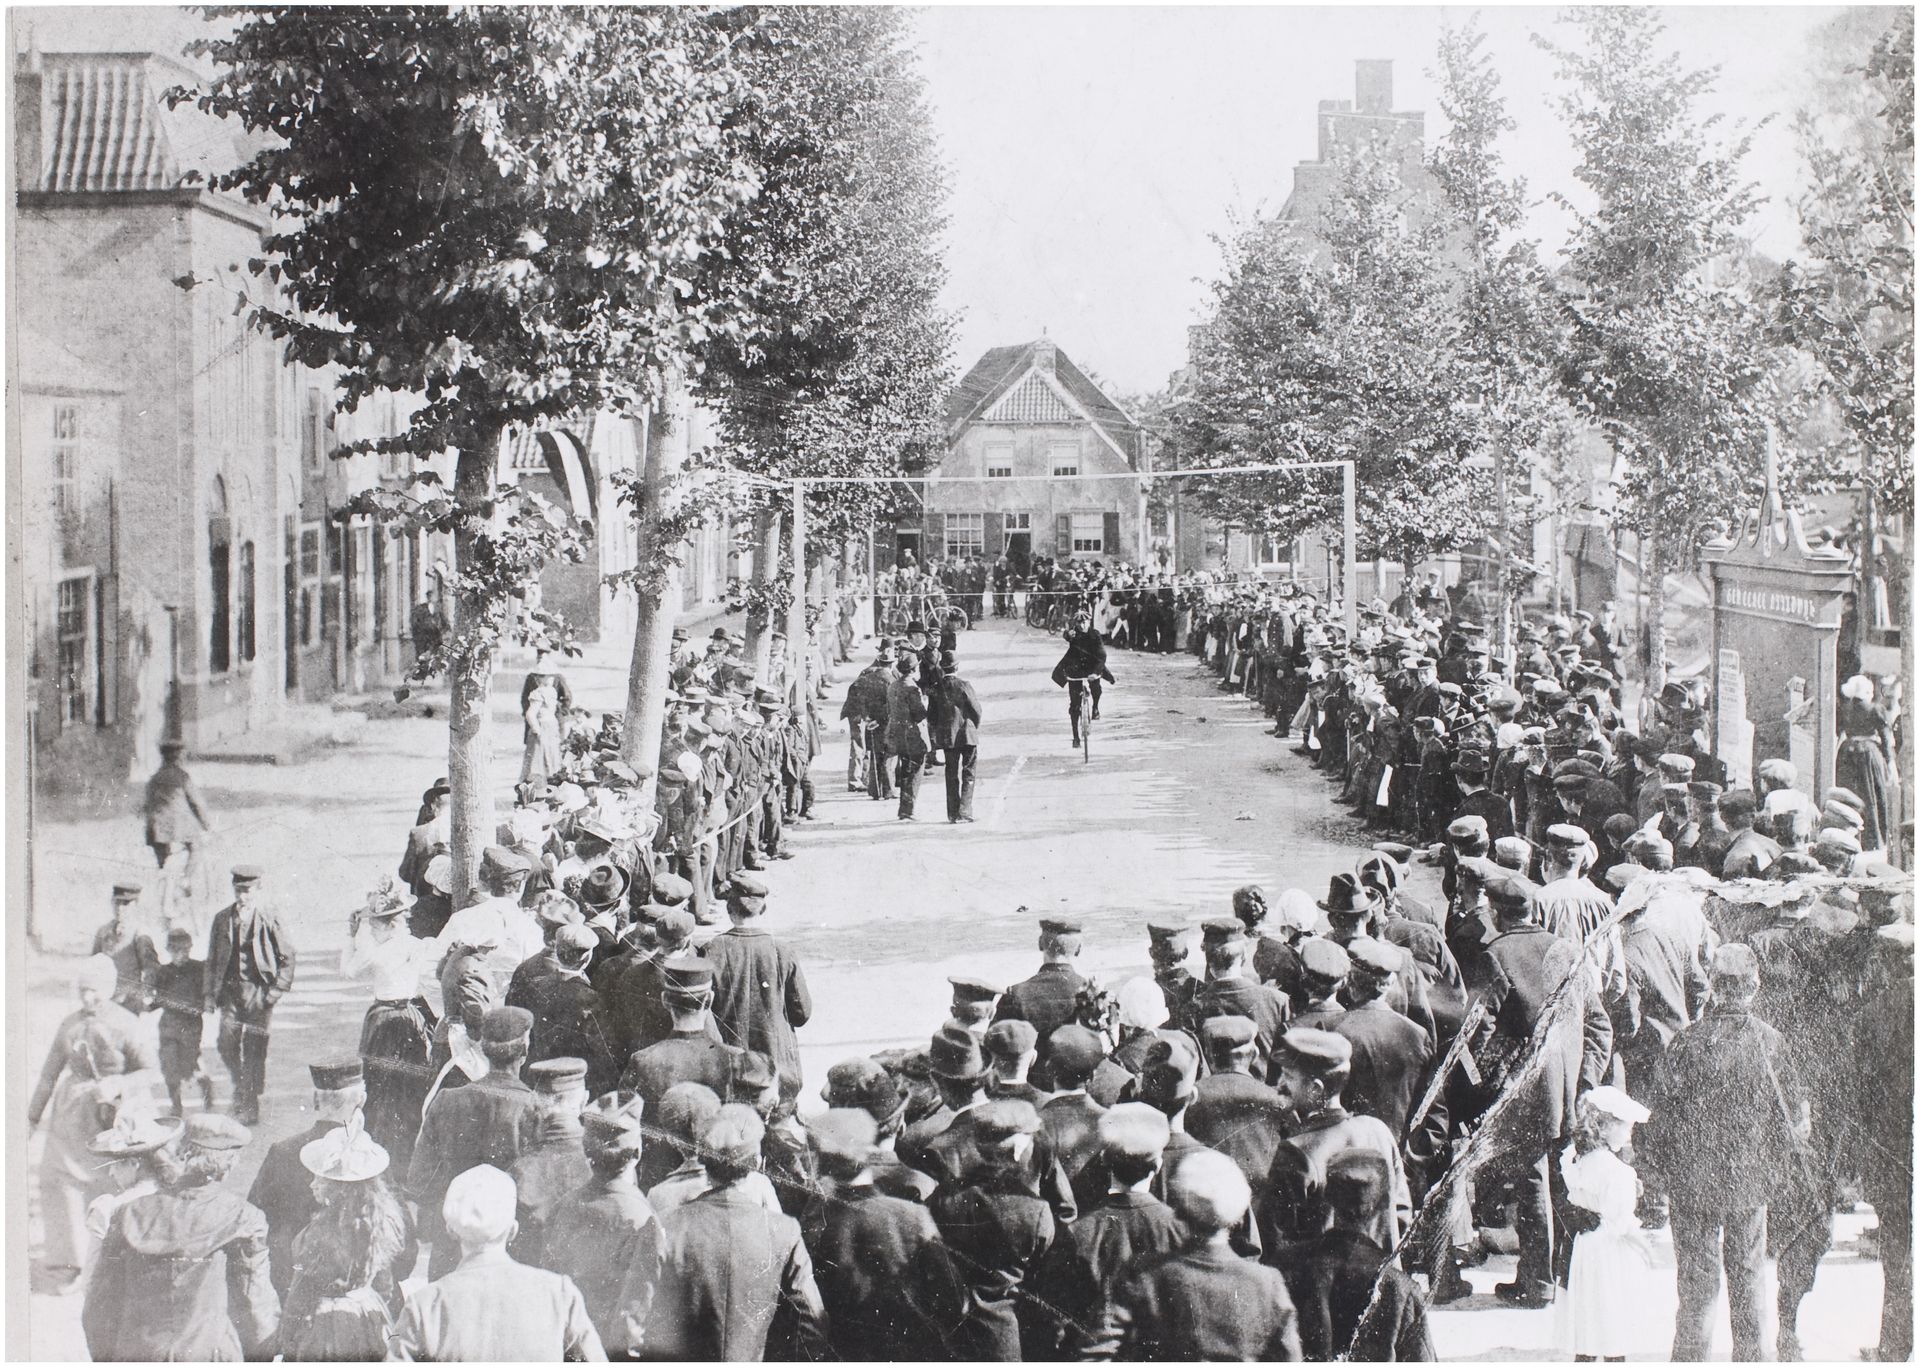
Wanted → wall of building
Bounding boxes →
[927,420,1145,563]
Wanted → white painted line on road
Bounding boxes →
[988,754,1027,829]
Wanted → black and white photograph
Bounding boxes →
[6,2,1914,1360]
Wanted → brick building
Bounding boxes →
[905,338,1147,571]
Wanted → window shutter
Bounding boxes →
[1103,511,1122,557]
[1056,513,1073,557]
[96,573,118,726]
[925,511,944,556]
[984,511,1004,555]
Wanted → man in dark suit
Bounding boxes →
[203,865,295,1125]
[398,781,450,897]
[927,651,983,822]
[1188,920,1293,1077]
[1448,747,1514,841]
[994,916,1090,1084]
[1329,937,1434,1142]
[1186,1015,1290,1187]
[409,1005,542,1275]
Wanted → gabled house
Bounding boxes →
[907,337,1147,571]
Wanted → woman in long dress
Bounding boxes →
[280,1116,417,1362]
[522,673,563,787]
[1836,674,1901,857]
[1557,1086,1656,1361]
[27,955,157,1293]
[341,881,438,1173]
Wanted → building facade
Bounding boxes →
[910,338,1147,571]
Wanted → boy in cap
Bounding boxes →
[389,1165,603,1361]
[1039,1024,1111,1206]
[1292,936,1352,1031]
[527,1091,661,1357]
[1109,1150,1302,1361]
[704,871,813,1101]
[984,1020,1051,1108]
[1031,1103,1182,1359]
[947,976,1003,1035]
[153,925,212,1117]
[409,1006,541,1276]
[929,1099,1059,1361]
[1145,919,1199,1029]
[204,864,294,1125]
[1260,1028,1410,1254]
[1272,1150,1434,1363]
[802,1108,968,1361]
[648,1104,828,1360]
[91,879,157,1014]
[1187,1015,1291,1188]
[995,915,1090,1082]
[622,958,733,1111]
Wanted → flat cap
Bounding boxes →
[442,1164,517,1243]
[653,909,696,945]
[1346,937,1400,975]
[1098,1102,1171,1160]
[650,871,694,905]
[111,878,143,897]
[822,1058,904,1120]
[308,1058,364,1091]
[973,1099,1043,1145]
[527,1057,588,1094]
[1687,780,1724,800]
[1039,915,1084,935]
[1825,786,1867,813]
[1300,937,1352,980]
[481,1005,535,1043]
[727,871,770,900]
[947,976,1003,1004]
[657,1082,723,1147]
[928,1022,986,1079]
[808,1108,880,1164]
[1200,1014,1257,1049]
[1048,1024,1106,1077]
[480,845,532,878]
[1447,815,1490,843]
[1545,823,1591,848]
[661,957,714,995]
[1200,918,1248,946]
[729,1049,777,1094]
[230,864,265,883]
[184,1112,253,1151]
[1146,919,1192,944]
[1279,1027,1353,1074]
[1757,757,1797,784]
[1168,1149,1253,1229]
[1483,872,1539,915]
[1821,802,1866,831]
[1325,1150,1392,1222]
[703,1103,767,1167]
[984,1019,1039,1060]
[1492,836,1534,869]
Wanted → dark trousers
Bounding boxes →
[217,1002,273,1108]
[1866,1166,1914,1360]
[896,751,926,817]
[1490,1146,1556,1293]
[1670,1202,1769,1362]
[1067,679,1102,738]
[944,744,977,820]
[868,741,894,799]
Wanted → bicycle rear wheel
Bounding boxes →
[945,605,970,634]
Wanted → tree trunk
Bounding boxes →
[620,387,688,812]
[447,437,502,907]
[1642,518,1666,691]
[741,506,782,680]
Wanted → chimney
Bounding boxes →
[14,39,43,192]
[1033,337,1056,374]
[1355,59,1392,116]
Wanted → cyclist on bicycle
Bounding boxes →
[1051,610,1116,748]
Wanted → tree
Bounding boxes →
[686,7,952,684]
[1772,9,1913,519]
[1536,7,1779,682]
[175,7,762,898]
[1429,18,1569,637]
[1173,139,1485,590]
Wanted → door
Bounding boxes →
[1006,531,1031,576]
[284,518,299,692]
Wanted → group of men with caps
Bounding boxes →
[840,616,986,822]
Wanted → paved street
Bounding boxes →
[20,614,1889,1359]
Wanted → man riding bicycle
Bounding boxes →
[1051,610,1116,748]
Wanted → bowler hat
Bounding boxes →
[578,865,630,910]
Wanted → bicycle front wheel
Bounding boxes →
[945,606,970,634]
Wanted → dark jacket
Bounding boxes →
[525,969,622,1099]
[248,1119,341,1298]
[408,1071,539,1239]
[536,1175,663,1358]
[1272,1226,1434,1362]
[83,1186,279,1362]
[204,904,296,1013]
[702,925,812,1100]
[143,760,211,848]
[623,1027,735,1115]
[1474,925,1614,1148]
[801,1182,969,1361]
[931,1164,1059,1361]
[928,675,984,749]
[1638,1006,1802,1210]
[1187,1070,1291,1188]
[885,675,930,759]
[1033,1189,1182,1358]
[647,1182,828,1362]
[1329,1000,1434,1142]
[1111,1243,1302,1361]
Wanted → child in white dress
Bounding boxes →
[1558,1085,1657,1362]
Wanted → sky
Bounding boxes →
[17,4,1897,398]
[913,4,1895,395]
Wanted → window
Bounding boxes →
[56,573,93,725]
[209,478,231,673]
[351,524,375,647]
[1071,512,1104,554]
[298,525,322,648]
[51,404,79,521]
[988,463,1014,478]
[944,512,985,559]
[985,443,1014,479]
[1050,442,1080,478]
[237,541,257,663]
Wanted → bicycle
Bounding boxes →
[1065,673,1097,762]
